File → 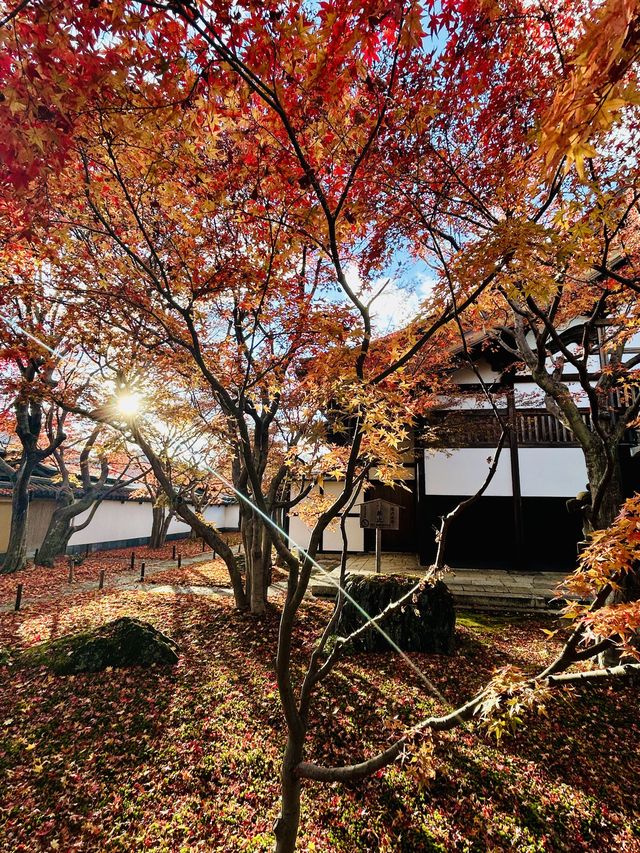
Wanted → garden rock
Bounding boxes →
[20,616,179,674]
[336,574,455,654]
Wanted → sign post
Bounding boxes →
[359,499,401,574]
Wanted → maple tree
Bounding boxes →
[561,491,640,662]
[0,366,63,575]
[369,0,640,535]
[124,405,231,551]
[1,1,640,851]
[0,254,76,573]
[390,0,640,663]
[29,19,459,630]
[34,418,139,567]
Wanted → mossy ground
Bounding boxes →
[0,583,638,852]
[16,630,96,673]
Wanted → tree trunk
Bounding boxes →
[241,507,252,604]
[149,506,168,549]
[274,737,303,853]
[244,511,267,615]
[36,492,74,567]
[161,511,174,546]
[131,426,249,610]
[1,456,36,574]
[584,447,624,533]
[262,522,273,598]
[250,545,266,615]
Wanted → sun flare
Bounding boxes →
[116,392,142,417]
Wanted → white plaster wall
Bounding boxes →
[322,515,364,552]
[439,392,507,411]
[518,448,587,497]
[453,359,501,385]
[423,447,587,498]
[68,499,239,547]
[626,331,640,349]
[440,384,590,411]
[513,381,589,408]
[288,481,365,553]
[69,500,156,546]
[540,353,601,373]
[218,504,239,529]
[288,514,313,552]
[287,514,365,554]
[424,448,512,496]
[26,500,56,551]
[513,384,546,408]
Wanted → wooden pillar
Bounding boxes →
[507,388,525,569]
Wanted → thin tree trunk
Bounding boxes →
[243,512,267,615]
[242,508,253,606]
[262,522,272,599]
[239,507,270,614]
[1,456,36,574]
[161,510,174,546]
[274,736,303,853]
[250,521,265,615]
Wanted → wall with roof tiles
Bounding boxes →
[0,496,240,557]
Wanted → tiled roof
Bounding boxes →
[0,468,237,506]
[0,474,138,502]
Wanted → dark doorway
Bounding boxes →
[416,495,583,571]
[363,481,416,553]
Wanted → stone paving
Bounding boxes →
[2,546,575,615]
[309,552,573,612]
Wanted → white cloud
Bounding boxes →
[369,274,436,334]
[342,263,436,334]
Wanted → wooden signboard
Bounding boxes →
[359,499,402,573]
[359,498,401,531]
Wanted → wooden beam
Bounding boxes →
[507,389,526,570]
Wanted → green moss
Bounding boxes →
[456,611,532,633]
[16,617,179,674]
[18,631,96,673]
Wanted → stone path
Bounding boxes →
[1,549,239,613]
[2,545,340,614]
[3,547,573,615]
[310,552,575,613]
[134,583,235,598]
